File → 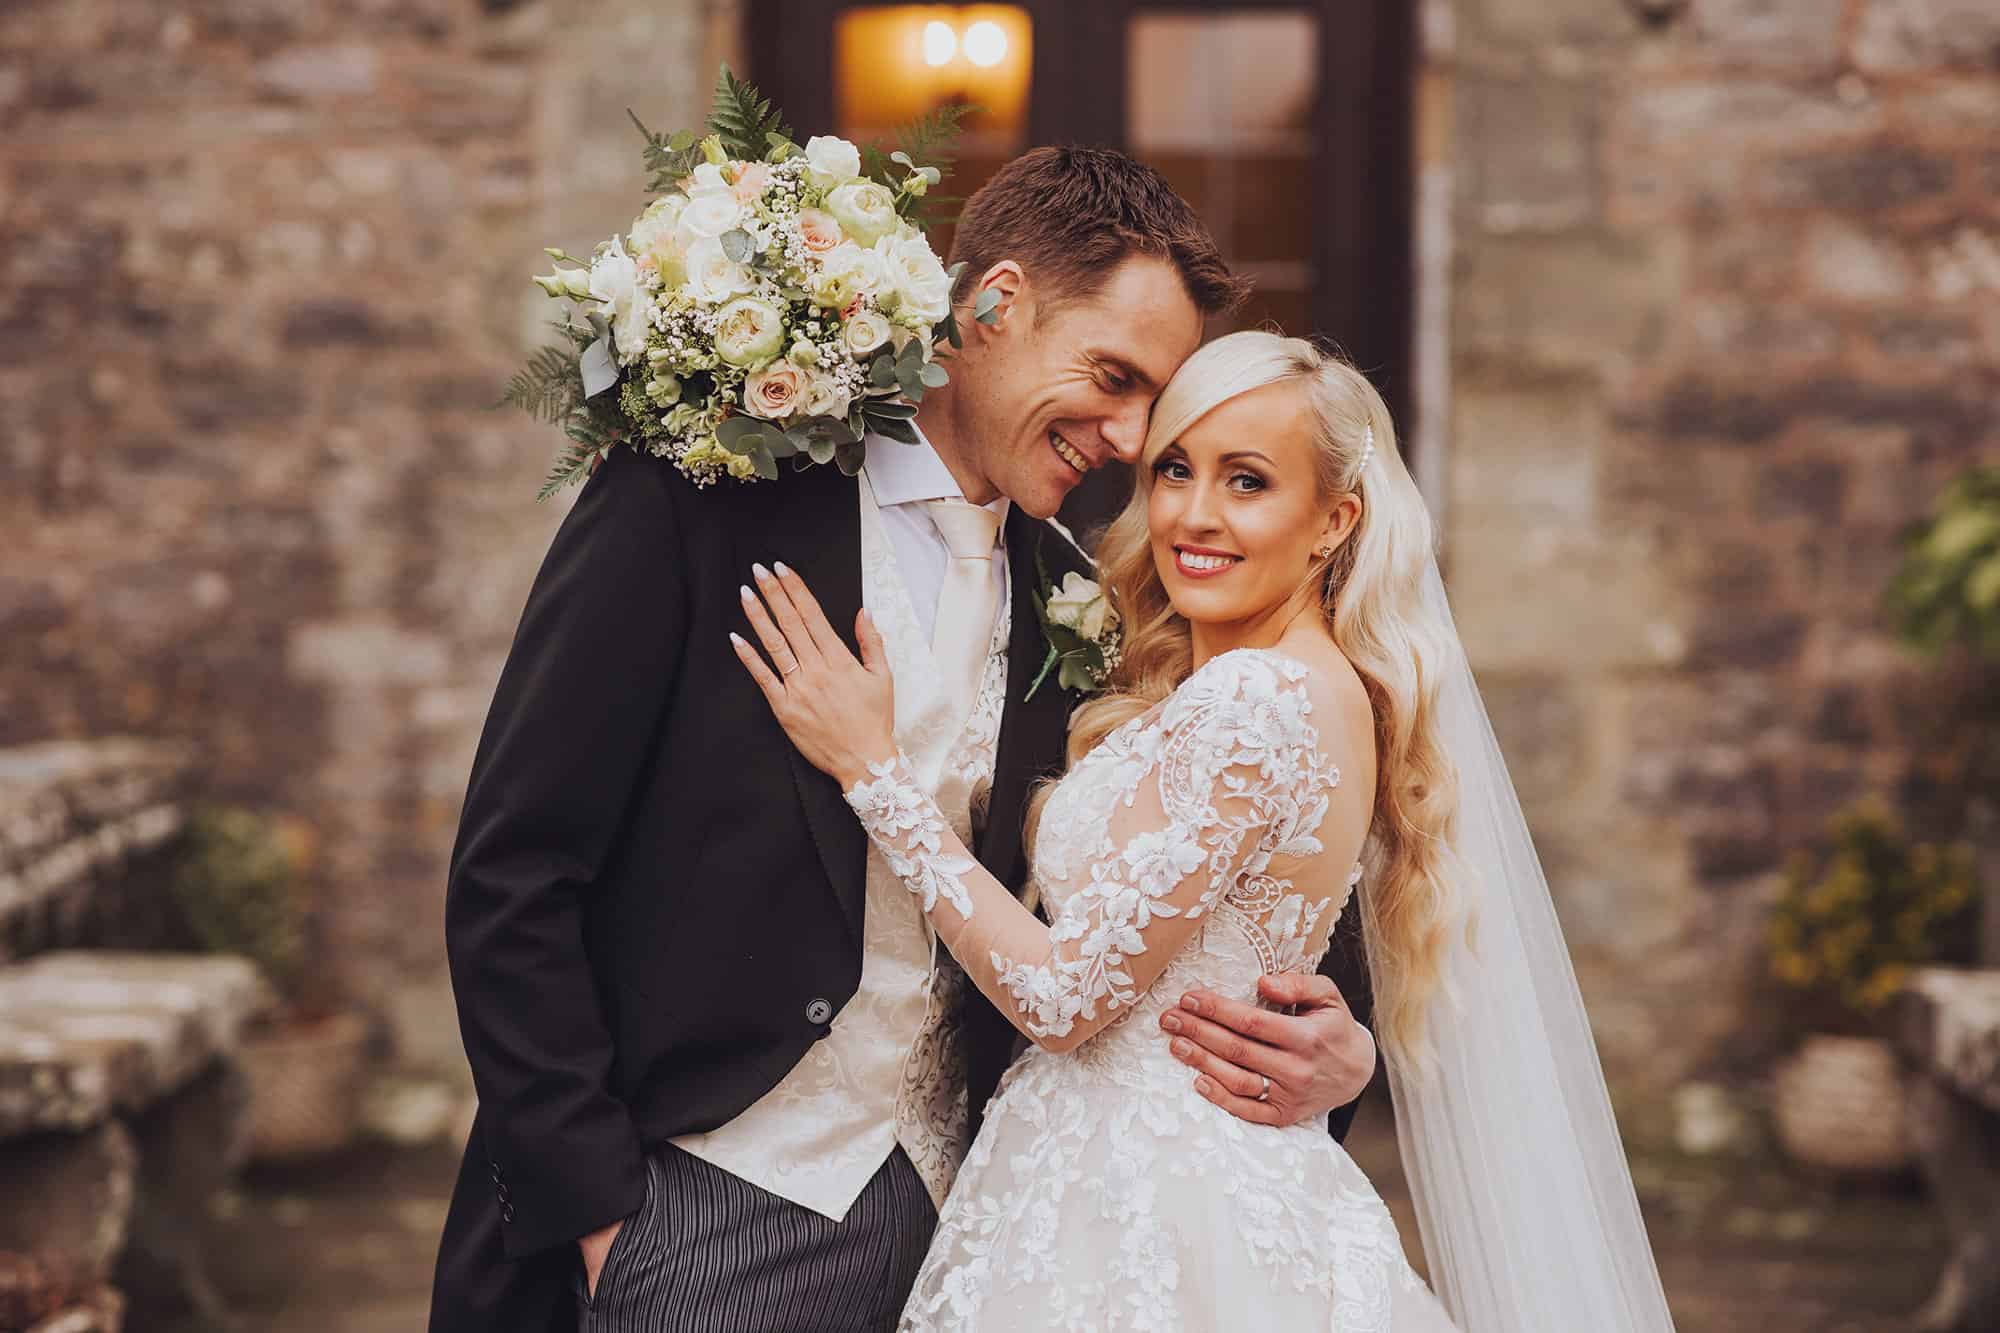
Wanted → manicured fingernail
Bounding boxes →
[729,632,745,648]
[1160,1013,1182,1033]
[752,563,772,581]
[1170,1039,1192,1059]
[773,561,792,577]
[1181,995,1204,1015]
[740,584,755,602]
[1195,1077,1213,1095]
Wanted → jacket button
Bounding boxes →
[805,997,833,1025]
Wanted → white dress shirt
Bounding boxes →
[862,426,1010,644]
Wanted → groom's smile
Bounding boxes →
[1048,429,1095,475]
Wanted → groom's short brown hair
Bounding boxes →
[948,146,1250,319]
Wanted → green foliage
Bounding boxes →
[1766,802,1978,1035]
[498,344,582,423]
[629,110,701,193]
[538,401,622,501]
[169,806,308,999]
[862,103,978,226]
[1888,464,2000,658]
[708,65,793,163]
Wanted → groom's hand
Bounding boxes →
[578,1217,624,1301]
[1159,973,1375,1127]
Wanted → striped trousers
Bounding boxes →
[573,1141,939,1333]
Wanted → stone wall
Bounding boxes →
[1,0,740,1080]
[1440,0,1999,1087]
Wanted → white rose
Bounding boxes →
[683,235,755,304]
[802,371,850,420]
[676,188,743,244]
[824,179,898,247]
[804,135,862,187]
[587,238,655,363]
[875,230,952,328]
[842,308,891,358]
[712,296,787,368]
[743,362,803,421]
[1044,572,1115,641]
[689,162,730,193]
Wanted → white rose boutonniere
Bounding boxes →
[1028,554,1123,700]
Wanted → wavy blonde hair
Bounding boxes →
[1033,331,1463,1063]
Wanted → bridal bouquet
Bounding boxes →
[504,68,984,498]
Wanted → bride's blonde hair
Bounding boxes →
[1036,330,1462,1062]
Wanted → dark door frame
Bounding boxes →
[745,0,1416,441]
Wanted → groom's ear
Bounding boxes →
[968,260,1027,335]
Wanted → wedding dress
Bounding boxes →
[845,646,1458,1332]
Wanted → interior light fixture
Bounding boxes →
[922,19,958,67]
[962,19,1008,68]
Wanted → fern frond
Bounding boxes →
[499,344,582,423]
[707,65,791,162]
[895,102,977,167]
[537,437,603,502]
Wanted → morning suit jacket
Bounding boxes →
[428,446,1377,1333]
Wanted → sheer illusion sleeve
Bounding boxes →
[844,651,1333,1054]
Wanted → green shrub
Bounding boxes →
[167,806,307,998]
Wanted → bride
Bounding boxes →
[734,330,1676,1331]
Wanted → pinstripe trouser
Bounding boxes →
[573,1141,939,1333]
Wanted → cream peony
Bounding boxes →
[808,242,885,311]
[875,229,952,328]
[1044,571,1117,641]
[677,183,744,244]
[683,235,755,304]
[712,296,787,368]
[587,238,655,363]
[804,135,862,187]
[842,308,891,358]
[743,362,803,420]
[629,195,687,258]
[824,180,898,248]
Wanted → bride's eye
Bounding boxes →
[1228,470,1267,493]
[1153,457,1192,482]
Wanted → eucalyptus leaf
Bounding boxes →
[898,366,927,403]
[750,447,779,481]
[579,338,619,398]
[792,453,816,471]
[867,412,921,445]
[974,288,1002,325]
[897,337,926,372]
[869,353,899,389]
[920,362,949,388]
[720,228,754,264]
[834,441,868,475]
[891,150,915,168]
[864,398,918,419]
[919,165,942,186]
[764,432,800,459]
[714,416,766,454]
[807,437,837,465]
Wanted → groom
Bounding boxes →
[431,146,1379,1333]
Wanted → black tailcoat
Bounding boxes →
[428,449,1375,1331]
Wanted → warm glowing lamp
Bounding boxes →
[922,19,958,67]
[962,19,1008,68]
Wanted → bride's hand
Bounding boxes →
[732,561,898,790]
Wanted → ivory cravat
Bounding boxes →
[924,499,1004,724]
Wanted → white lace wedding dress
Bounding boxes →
[842,647,1457,1332]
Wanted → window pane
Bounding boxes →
[1128,10,1319,335]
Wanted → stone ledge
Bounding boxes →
[1899,966,2000,1114]
[0,953,270,1140]
[0,741,194,963]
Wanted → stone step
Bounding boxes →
[0,952,270,1140]
[1899,966,2000,1115]
[0,741,192,964]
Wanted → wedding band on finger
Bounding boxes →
[1256,1075,1271,1103]
[777,657,800,677]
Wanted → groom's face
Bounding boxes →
[962,256,1203,519]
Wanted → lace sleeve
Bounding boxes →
[844,652,1332,1054]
